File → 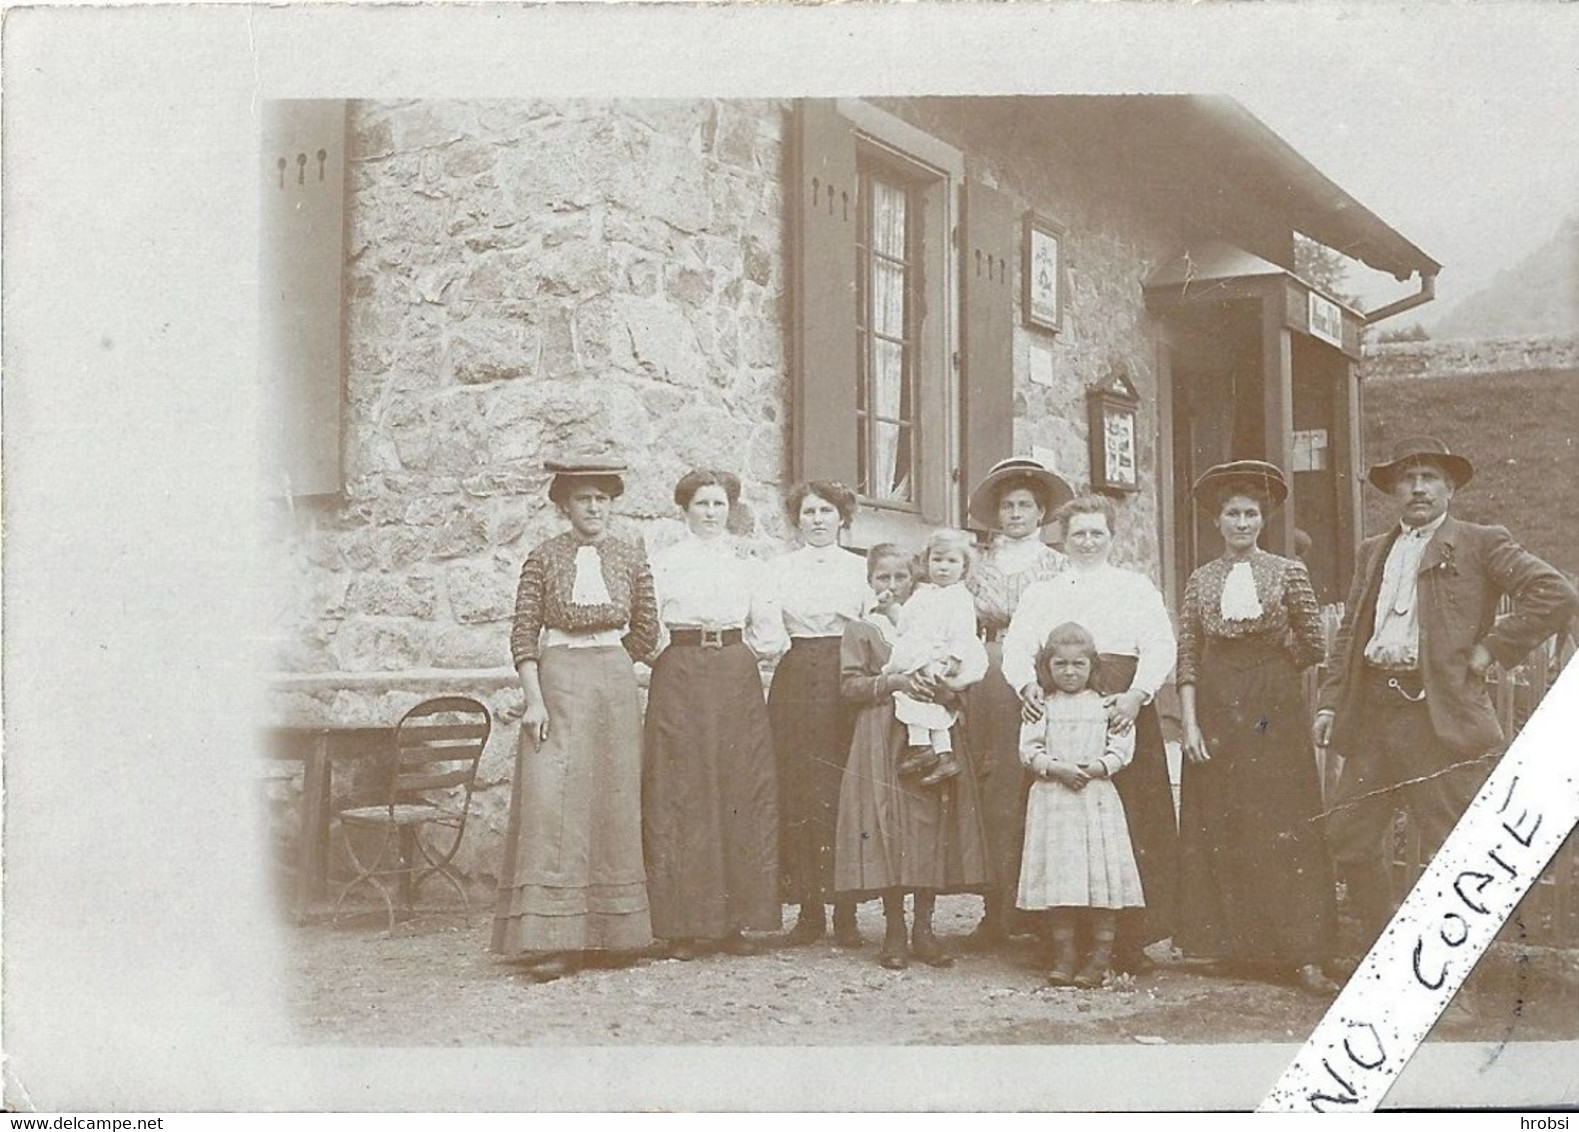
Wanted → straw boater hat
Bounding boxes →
[967,457,1075,530]
[1190,459,1289,508]
[1366,436,1474,493]
[544,455,627,497]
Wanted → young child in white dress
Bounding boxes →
[1017,621,1145,987]
[884,529,988,786]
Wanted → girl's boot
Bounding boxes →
[1046,911,1078,986]
[1074,915,1115,989]
[832,901,862,948]
[880,892,910,970]
[909,892,955,968]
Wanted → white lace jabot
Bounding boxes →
[1219,560,1264,621]
[570,544,612,606]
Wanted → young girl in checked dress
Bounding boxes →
[1017,622,1145,987]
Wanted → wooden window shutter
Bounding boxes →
[261,99,347,498]
[790,100,859,486]
[959,179,1017,524]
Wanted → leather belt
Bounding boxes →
[668,628,743,649]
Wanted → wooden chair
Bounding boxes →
[332,696,491,930]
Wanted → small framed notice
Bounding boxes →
[1023,212,1065,332]
[1308,291,1344,348]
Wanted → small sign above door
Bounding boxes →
[1308,291,1344,349]
[1292,428,1330,472]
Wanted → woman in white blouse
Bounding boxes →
[1002,493,1179,975]
[644,469,788,961]
[768,482,870,948]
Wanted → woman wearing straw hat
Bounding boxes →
[492,457,661,982]
[963,457,1074,944]
[1175,460,1339,995]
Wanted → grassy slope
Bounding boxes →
[1361,368,1579,579]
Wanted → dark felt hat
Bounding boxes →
[967,457,1075,530]
[545,456,627,497]
[1190,459,1290,508]
[1366,436,1473,492]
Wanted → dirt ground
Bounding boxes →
[285,895,1579,1047]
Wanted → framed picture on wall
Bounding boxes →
[1087,370,1142,495]
[1023,212,1065,332]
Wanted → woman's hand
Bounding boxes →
[1019,682,1046,725]
[1182,716,1210,765]
[522,701,551,749]
[1311,709,1335,750]
[1105,689,1145,735]
[906,668,942,702]
[1047,762,1089,791]
[1077,760,1107,780]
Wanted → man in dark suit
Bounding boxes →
[1314,436,1577,959]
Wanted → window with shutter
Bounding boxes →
[792,99,984,548]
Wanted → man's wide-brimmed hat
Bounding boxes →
[545,455,627,497]
[1366,436,1473,492]
[1190,459,1289,508]
[967,457,1075,529]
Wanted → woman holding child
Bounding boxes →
[833,541,991,970]
[1002,494,1179,975]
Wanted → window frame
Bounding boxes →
[836,100,964,547]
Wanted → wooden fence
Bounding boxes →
[1303,601,1579,949]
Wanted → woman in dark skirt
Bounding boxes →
[1002,494,1180,975]
[644,468,788,960]
[963,458,1073,944]
[768,482,869,946]
[834,544,992,970]
[1176,461,1339,995]
[492,457,660,982]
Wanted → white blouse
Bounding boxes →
[1001,563,1177,698]
[650,532,788,660]
[773,543,871,639]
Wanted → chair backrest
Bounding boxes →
[388,696,491,806]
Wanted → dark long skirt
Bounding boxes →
[1176,636,1337,965]
[967,642,1032,903]
[832,702,990,900]
[768,636,852,906]
[492,645,652,955]
[643,639,781,941]
[1093,654,1179,952]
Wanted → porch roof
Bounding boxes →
[1017,94,1441,283]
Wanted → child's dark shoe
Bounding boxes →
[910,925,955,968]
[898,746,939,776]
[918,751,961,786]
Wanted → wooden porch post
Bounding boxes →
[1261,292,1295,556]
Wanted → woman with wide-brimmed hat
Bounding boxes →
[1175,460,1339,995]
[492,456,661,981]
[962,457,1073,944]
[643,468,787,960]
[1001,492,1180,976]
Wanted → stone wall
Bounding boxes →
[1361,334,1579,381]
[267,97,1188,890]
[267,98,791,885]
